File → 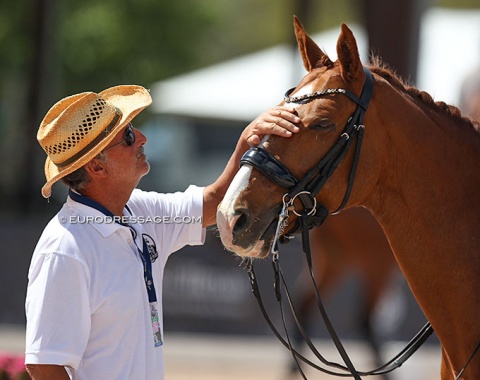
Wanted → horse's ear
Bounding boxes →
[294,16,332,72]
[336,23,363,82]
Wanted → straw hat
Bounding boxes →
[37,85,152,198]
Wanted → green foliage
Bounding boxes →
[0,0,362,97]
[438,0,480,7]
[56,0,297,93]
[1,0,479,99]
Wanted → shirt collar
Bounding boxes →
[67,190,133,238]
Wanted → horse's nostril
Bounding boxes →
[233,209,249,236]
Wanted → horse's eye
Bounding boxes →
[311,120,335,131]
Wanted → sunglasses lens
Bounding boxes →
[125,125,135,146]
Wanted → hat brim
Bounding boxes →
[41,85,152,198]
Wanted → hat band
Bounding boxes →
[55,111,121,168]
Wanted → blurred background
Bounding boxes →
[1,0,480,379]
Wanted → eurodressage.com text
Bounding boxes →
[59,215,203,225]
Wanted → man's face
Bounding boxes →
[101,123,150,188]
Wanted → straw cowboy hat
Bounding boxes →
[37,85,152,198]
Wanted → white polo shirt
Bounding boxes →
[25,186,205,380]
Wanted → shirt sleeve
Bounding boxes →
[25,252,91,370]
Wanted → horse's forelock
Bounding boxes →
[318,55,334,69]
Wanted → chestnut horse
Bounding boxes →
[217,17,480,379]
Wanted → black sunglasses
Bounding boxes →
[104,124,135,151]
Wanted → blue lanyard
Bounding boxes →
[68,190,157,303]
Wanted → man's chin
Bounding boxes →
[134,164,150,188]
[140,159,150,175]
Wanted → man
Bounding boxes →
[25,85,299,379]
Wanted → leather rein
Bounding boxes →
[238,67,439,379]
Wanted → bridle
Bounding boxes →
[238,67,441,379]
[241,69,374,242]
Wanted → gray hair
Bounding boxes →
[61,152,107,192]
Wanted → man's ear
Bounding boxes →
[84,157,108,178]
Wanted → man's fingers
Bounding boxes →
[269,116,300,134]
[277,108,301,123]
[244,106,302,147]
[246,135,261,147]
[268,121,293,136]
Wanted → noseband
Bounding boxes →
[240,67,374,236]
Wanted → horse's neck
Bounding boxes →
[369,95,480,250]
[363,90,480,362]
[371,94,480,254]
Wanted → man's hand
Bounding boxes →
[202,106,300,227]
[241,106,300,146]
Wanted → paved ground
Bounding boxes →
[0,325,441,379]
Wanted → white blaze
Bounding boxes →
[287,83,314,105]
[216,165,253,250]
[217,132,289,255]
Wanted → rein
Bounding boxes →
[239,67,439,378]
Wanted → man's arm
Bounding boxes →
[202,106,300,227]
[26,364,70,380]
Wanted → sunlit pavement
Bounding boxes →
[0,326,441,379]
[164,333,441,380]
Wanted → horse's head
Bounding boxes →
[217,17,376,258]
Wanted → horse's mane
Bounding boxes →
[368,56,478,130]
